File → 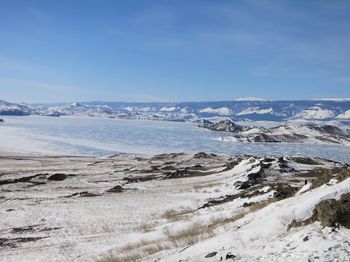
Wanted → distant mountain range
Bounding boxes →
[1,99,350,121]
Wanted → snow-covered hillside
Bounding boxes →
[0,100,31,116]
[201,120,350,146]
[1,153,349,261]
[34,102,114,117]
[295,106,335,120]
[337,109,350,119]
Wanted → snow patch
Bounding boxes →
[160,106,176,112]
[336,109,350,119]
[180,108,188,113]
[295,106,334,120]
[236,107,273,116]
[199,107,232,116]
[123,106,134,112]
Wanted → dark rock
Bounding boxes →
[223,160,240,171]
[107,185,124,193]
[338,192,350,228]
[288,192,350,230]
[0,118,4,122]
[11,225,37,233]
[239,181,252,190]
[273,184,298,200]
[193,152,211,158]
[313,199,339,228]
[123,174,158,183]
[303,236,309,242]
[238,169,263,190]
[226,252,236,260]
[205,252,217,258]
[163,168,189,178]
[45,111,61,117]
[252,133,280,143]
[199,120,253,133]
[313,193,350,228]
[47,173,68,181]
[0,236,47,248]
[243,202,251,207]
[65,191,100,198]
[292,156,320,165]
[0,174,45,185]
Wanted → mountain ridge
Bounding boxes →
[1,99,350,121]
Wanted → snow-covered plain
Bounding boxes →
[1,116,350,163]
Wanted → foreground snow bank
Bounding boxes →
[167,178,350,261]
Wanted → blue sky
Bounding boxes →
[0,0,349,103]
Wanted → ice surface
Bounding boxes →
[1,116,350,162]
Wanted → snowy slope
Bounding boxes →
[201,120,350,146]
[199,107,232,116]
[236,107,273,116]
[336,109,350,119]
[1,153,349,262]
[295,106,335,120]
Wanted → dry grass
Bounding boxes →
[192,182,220,190]
[246,197,276,213]
[208,213,245,229]
[164,222,214,247]
[101,239,171,262]
[121,240,170,254]
[101,212,247,262]
[164,212,246,247]
[100,253,142,262]
[134,221,158,233]
[161,207,194,221]
[249,200,272,212]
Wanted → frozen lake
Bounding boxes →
[1,116,350,163]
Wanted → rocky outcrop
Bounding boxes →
[288,192,350,229]
[198,119,253,133]
[200,120,350,145]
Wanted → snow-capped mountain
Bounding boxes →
[1,99,350,121]
[35,102,114,117]
[199,119,255,133]
[0,100,32,116]
[74,99,350,121]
